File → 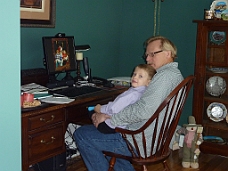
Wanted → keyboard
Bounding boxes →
[50,86,103,98]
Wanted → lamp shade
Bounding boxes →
[75,45,90,51]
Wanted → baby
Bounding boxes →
[91,64,155,134]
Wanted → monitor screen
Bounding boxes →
[42,36,76,76]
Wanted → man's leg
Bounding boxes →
[74,125,135,171]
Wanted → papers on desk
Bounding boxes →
[108,77,131,87]
[21,83,75,104]
[40,96,75,104]
[21,83,48,93]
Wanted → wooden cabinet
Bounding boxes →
[193,20,228,156]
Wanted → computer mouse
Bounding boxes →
[103,81,115,88]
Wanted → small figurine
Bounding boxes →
[176,116,203,169]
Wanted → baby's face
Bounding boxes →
[131,67,150,88]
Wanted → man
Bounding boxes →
[74,36,183,171]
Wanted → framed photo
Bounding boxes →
[42,36,76,75]
[20,0,56,28]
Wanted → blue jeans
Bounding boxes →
[73,125,135,171]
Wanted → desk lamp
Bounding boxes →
[74,45,90,82]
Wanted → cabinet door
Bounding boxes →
[193,21,228,156]
[204,27,228,140]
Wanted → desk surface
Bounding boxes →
[22,86,127,117]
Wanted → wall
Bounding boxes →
[0,1,21,171]
[21,0,123,78]
[21,1,211,77]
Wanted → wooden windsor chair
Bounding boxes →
[103,75,195,171]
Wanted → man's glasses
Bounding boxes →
[143,50,163,59]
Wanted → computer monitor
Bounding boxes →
[42,36,76,82]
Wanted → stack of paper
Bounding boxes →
[108,77,131,87]
[21,83,48,93]
[21,83,75,104]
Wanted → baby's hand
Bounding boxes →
[94,104,101,113]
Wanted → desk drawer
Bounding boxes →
[28,124,65,161]
[28,109,64,130]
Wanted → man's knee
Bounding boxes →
[73,125,92,141]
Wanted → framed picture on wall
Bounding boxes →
[20,0,56,28]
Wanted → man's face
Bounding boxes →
[145,40,171,70]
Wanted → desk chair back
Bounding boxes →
[103,75,195,171]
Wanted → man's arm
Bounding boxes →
[110,69,183,127]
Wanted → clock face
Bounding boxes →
[206,76,226,96]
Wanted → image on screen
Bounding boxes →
[42,36,76,75]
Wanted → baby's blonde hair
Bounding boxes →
[135,64,155,80]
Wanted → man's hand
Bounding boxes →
[91,113,96,124]
[92,113,110,127]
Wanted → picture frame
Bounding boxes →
[20,0,56,28]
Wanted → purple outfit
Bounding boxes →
[101,86,146,129]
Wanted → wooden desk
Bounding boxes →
[21,87,126,171]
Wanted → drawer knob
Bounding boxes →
[40,136,55,145]
[40,115,55,123]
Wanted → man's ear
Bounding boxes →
[165,50,172,58]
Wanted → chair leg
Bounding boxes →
[162,160,170,171]
[108,157,116,171]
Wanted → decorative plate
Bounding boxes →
[207,67,228,73]
[206,76,226,96]
[203,136,224,142]
[210,31,226,45]
[221,9,228,20]
[210,0,228,19]
[207,102,227,122]
[203,136,226,144]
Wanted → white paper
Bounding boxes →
[21,83,48,93]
